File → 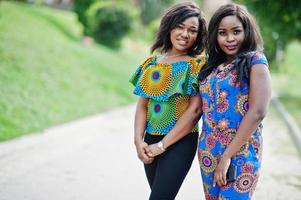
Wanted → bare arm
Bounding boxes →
[134,97,153,164]
[214,64,272,186]
[134,97,148,144]
[147,94,203,156]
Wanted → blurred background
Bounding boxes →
[0,0,300,142]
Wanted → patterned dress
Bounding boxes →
[130,55,206,135]
[198,52,268,199]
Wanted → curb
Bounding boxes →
[271,96,301,154]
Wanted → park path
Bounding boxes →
[0,104,300,200]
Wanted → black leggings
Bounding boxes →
[144,132,198,200]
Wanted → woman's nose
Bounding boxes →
[181,29,189,38]
[226,34,235,42]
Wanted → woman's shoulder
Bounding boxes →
[140,56,156,71]
[193,54,206,65]
[250,51,268,67]
[188,54,207,73]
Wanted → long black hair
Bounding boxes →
[151,2,207,57]
[199,3,263,85]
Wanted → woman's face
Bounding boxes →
[217,15,245,59]
[169,16,199,54]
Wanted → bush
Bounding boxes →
[73,0,95,35]
[87,2,132,48]
[139,0,174,25]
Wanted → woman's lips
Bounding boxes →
[225,45,237,51]
[177,39,188,45]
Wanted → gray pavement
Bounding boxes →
[0,104,301,200]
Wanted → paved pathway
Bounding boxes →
[0,104,301,200]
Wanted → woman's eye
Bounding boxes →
[218,31,226,36]
[233,30,242,35]
[176,25,184,29]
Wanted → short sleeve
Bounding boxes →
[129,56,154,87]
[129,54,206,101]
[250,52,268,67]
[188,54,206,96]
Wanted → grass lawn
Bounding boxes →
[271,41,301,128]
[0,1,148,141]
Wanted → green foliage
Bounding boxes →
[147,18,160,39]
[271,41,301,128]
[139,0,174,25]
[87,2,132,48]
[73,0,96,35]
[5,0,27,1]
[237,0,301,62]
[0,1,147,141]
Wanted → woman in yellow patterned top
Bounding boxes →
[129,2,207,199]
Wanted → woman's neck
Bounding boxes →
[165,50,187,58]
[224,56,236,65]
[156,50,189,64]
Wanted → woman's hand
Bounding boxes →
[145,143,165,157]
[213,156,231,187]
[135,141,154,164]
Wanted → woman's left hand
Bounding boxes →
[213,156,231,187]
[145,143,165,157]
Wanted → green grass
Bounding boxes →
[271,41,301,128]
[0,1,148,141]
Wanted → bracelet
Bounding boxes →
[157,141,166,151]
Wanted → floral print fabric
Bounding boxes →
[198,52,268,199]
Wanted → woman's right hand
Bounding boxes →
[135,141,154,164]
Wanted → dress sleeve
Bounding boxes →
[188,54,207,96]
[250,52,269,67]
[129,56,154,87]
[129,55,206,101]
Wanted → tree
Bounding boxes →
[237,0,301,64]
[73,0,96,35]
[87,2,132,48]
[138,0,174,25]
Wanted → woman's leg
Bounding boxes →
[144,134,163,188]
[149,132,198,200]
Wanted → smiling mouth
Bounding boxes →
[177,39,188,44]
[225,45,237,51]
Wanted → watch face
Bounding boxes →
[158,141,165,150]
[158,142,162,148]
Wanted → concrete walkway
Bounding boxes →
[0,104,300,200]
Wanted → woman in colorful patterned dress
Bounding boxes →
[198,4,271,199]
[130,2,207,200]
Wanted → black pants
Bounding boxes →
[144,132,198,200]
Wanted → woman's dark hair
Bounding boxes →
[199,3,263,85]
[151,2,207,57]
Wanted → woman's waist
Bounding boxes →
[146,121,199,136]
[200,124,263,137]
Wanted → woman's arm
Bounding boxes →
[146,94,203,157]
[134,97,154,164]
[214,64,272,186]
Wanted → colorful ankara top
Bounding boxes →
[130,55,206,135]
